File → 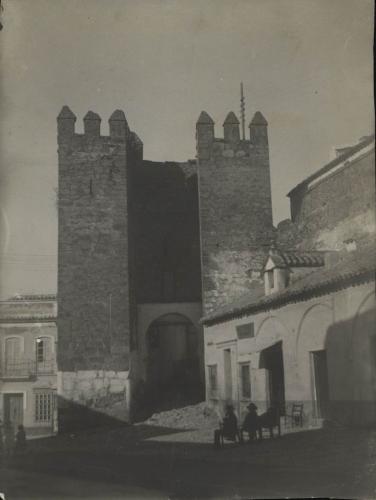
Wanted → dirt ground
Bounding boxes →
[1,404,375,499]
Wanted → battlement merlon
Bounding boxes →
[57,105,77,140]
[196,110,269,159]
[57,107,141,151]
[223,111,240,144]
[249,111,268,148]
[130,131,144,160]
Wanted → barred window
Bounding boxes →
[35,392,53,423]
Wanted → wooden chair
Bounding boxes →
[214,422,242,448]
[258,406,281,439]
[239,425,259,443]
[284,402,304,428]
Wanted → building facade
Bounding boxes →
[56,104,375,428]
[196,110,274,314]
[0,295,58,438]
[202,136,375,427]
[56,106,273,425]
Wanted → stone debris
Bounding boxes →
[143,402,220,430]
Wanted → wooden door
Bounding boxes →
[311,350,329,419]
[4,393,24,428]
[260,341,286,414]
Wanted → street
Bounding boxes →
[1,422,375,499]
[0,468,166,500]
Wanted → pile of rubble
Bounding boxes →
[143,401,220,430]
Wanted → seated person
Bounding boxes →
[222,404,239,440]
[214,404,240,447]
[15,424,26,453]
[241,402,261,441]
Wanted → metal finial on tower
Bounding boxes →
[240,82,246,140]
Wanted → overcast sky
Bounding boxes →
[0,0,374,298]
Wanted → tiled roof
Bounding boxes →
[4,294,57,302]
[203,284,265,323]
[288,135,374,197]
[268,250,326,269]
[202,243,375,325]
[0,315,57,323]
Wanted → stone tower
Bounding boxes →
[57,106,142,424]
[196,109,274,314]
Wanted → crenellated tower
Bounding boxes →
[196,109,274,314]
[57,106,143,425]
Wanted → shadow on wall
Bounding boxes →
[131,379,205,423]
[58,396,129,434]
[139,313,205,419]
[58,384,205,433]
[325,306,376,427]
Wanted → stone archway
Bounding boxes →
[145,313,204,411]
[296,303,332,421]
[350,290,376,424]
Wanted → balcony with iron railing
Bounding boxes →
[0,358,57,380]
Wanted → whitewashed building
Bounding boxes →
[0,295,58,438]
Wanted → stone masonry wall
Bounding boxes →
[133,160,201,304]
[57,108,138,382]
[279,145,375,251]
[58,370,129,412]
[197,111,274,314]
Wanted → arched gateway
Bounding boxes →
[145,313,204,411]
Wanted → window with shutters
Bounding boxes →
[36,337,52,362]
[4,337,23,376]
[36,337,54,373]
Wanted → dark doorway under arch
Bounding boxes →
[145,313,204,412]
[259,341,286,415]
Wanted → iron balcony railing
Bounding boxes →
[0,358,57,379]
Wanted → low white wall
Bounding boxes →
[204,281,376,426]
[58,369,130,420]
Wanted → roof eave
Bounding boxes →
[287,136,375,198]
[201,269,375,327]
